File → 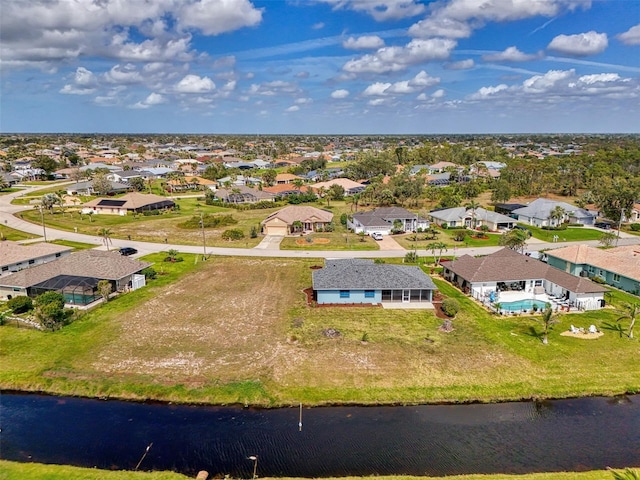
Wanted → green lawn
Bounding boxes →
[394,228,503,250]
[524,224,606,243]
[0,461,630,480]
[0,224,38,241]
[1,253,638,408]
[49,239,98,250]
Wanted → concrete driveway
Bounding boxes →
[254,235,284,250]
[376,235,405,250]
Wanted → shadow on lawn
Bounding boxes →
[600,321,627,338]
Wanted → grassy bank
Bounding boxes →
[1,254,638,407]
[0,461,631,480]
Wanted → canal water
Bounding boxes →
[1,394,638,477]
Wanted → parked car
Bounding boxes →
[370,232,383,241]
[119,247,138,256]
[594,222,612,230]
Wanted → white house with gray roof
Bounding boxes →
[349,207,429,236]
[312,259,437,305]
[512,198,596,227]
[0,241,72,278]
[428,207,516,230]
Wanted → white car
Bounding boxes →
[370,232,383,240]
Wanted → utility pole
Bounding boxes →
[39,205,47,242]
[199,211,207,259]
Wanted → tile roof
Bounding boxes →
[261,206,333,225]
[313,259,438,290]
[0,250,152,288]
[0,241,72,267]
[545,244,640,282]
[443,248,607,294]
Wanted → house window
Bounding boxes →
[588,266,594,273]
[599,270,604,276]
[339,290,350,298]
[13,288,21,292]
[1,266,8,272]
[613,274,620,282]
[364,290,375,298]
[55,253,61,257]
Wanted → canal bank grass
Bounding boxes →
[0,462,632,480]
[1,256,639,406]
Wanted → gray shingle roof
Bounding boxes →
[0,250,151,288]
[313,259,437,290]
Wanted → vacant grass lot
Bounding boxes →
[0,224,38,241]
[522,224,605,243]
[1,255,638,407]
[0,461,624,480]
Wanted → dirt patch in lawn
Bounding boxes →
[295,238,330,245]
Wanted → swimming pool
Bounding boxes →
[498,299,550,312]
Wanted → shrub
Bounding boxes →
[404,251,419,263]
[7,296,33,314]
[250,225,258,238]
[340,213,348,226]
[221,228,245,241]
[630,223,640,232]
[452,230,468,242]
[324,223,335,232]
[441,298,460,317]
[141,267,157,280]
[479,225,490,232]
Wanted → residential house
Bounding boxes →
[213,185,275,204]
[66,180,130,196]
[167,176,215,192]
[429,207,516,231]
[216,175,262,187]
[545,244,640,295]
[441,248,607,310]
[106,170,147,183]
[311,178,366,196]
[261,205,333,236]
[275,173,304,185]
[262,183,314,197]
[349,207,429,236]
[312,258,437,305]
[81,192,175,215]
[512,198,596,227]
[0,250,151,305]
[1,241,72,278]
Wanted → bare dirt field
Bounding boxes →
[90,257,531,404]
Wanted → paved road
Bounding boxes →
[2,183,639,259]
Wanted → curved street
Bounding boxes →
[2,183,639,260]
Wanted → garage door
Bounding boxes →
[265,225,288,236]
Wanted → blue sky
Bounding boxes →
[1,0,639,134]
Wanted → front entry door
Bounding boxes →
[402,290,410,303]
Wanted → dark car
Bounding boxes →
[119,247,138,256]
[594,222,612,230]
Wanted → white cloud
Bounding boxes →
[175,74,216,93]
[577,73,623,85]
[470,84,510,99]
[285,105,300,112]
[318,0,425,21]
[445,59,475,70]
[409,70,440,87]
[368,98,387,106]
[59,66,98,95]
[295,97,313,104]
[104,64,143,84]
[483,46,541,62]
[363,82,392,96]
[434,0,591,23]
[178,0,263,35]
[343,35,385,50]
[431,89,445,98]
[617,24,640,46]
[131,92,166,109]
[331,89,350,99]
[343,38,456,74]
[522,69,574,93]
[409,17,472,39]
[547,31,608,56]
[312,22,325,30]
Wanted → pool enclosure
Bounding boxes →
[29,275,112,306]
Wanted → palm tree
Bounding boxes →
[608,467,639,480]
[465,200,481,229]
[540,306,558,345]
[499,228,529,253]
[616,302,639,339]
[427,241,448,266]
[548,205,566,227]
[98,227,113,251]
